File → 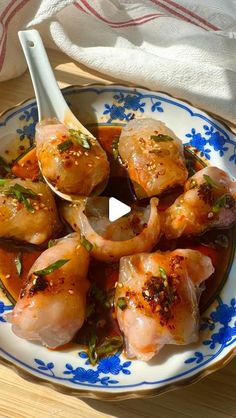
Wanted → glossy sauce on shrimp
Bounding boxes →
[36,119,110,196]
[6,234,90,348]
[0,126,235,361]
[115,249,214,361]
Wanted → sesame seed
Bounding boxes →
[68,289,74,295]
[114,281,118,288]
[143,290,150,297]
[164,307,169,312]
[75,161,79,165]
[95,156,100,160]
[84,152,89,156]
[208,212,214,218]
[5,274,11,279]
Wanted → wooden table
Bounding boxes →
[0,49,235,418]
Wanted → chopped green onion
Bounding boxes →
[3,183,38,213]
[185,158,196,177]
[112,136,120,160]
[48,239,56,248]
[85,303,95,320]
[212,194,230,213]
[203,174,219,189]
[96,336,123,357]
[189,179,197,189]
[0,156,11,173]
[68,129,91,150]
[15,252,22,276]
[86,335,123,365]
[21,195,34,213]
[117,296,127,310]
[0,179,7,186]
[57,139,73,152]
[90,284,106,305]
[33,259,70,277]
[159,266,167,280]
[80,235,93,252]
[87,334,98,365]
[150,134,173,142]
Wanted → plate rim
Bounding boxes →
[0,83,235,401]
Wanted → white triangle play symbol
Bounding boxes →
[109,197,131,222]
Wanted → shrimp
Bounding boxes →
[164,166,236,239]
[6,234,90,348]
[0,178,61,244]
[118,118,188,199]
[61,197,161,262]
[115,249,214,361]
[35,119,110,196]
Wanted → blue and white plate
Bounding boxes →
[0,85,236,400]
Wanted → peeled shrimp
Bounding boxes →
[61,197,161,262]
[0,178,61,244]
[36,119,110,196]
[164,166,236,239]
[6,234,90,348]
[115,249,214,361]
[118,118,188,199]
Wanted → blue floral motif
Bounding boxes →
[17,106,38,147]
[151,98,164,113]
[103,104,132,123]
[113,93,145,112]
[185,125,235,162]
[63,364,99,384]
[203,125,229,156]
[103,92,164,122]
[185,128,211,160]
[97,355,131,375]
[210,298,236,326]
[34,359,55,377]
[185,298,236,365]
[0,301,12,322]
[33,350,131,386]
[185,352,204,364]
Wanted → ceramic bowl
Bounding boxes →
[0,85,235,400]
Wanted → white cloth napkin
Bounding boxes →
[0,0,236,123]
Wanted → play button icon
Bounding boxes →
[109,197,131,222]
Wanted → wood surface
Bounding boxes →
[0,48,235,418]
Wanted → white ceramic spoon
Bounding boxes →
[18,29,105,201]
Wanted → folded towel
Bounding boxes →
[1,0,236,123]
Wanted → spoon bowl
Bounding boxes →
[18,30,108,201]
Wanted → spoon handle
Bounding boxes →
[18,30,92,135]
